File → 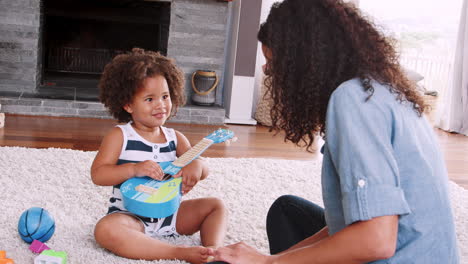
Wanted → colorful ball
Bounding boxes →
[18,207,55,244]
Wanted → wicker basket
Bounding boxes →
[255,76,273,126]
[423,91,439,126]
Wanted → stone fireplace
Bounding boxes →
[43,0,170,78]
[0,0,230,124]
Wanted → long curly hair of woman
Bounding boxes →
[258,0,427,151]
[99,48,186,123]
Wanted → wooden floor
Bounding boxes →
[0,114,467,189]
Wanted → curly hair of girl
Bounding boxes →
[99,48,186,123]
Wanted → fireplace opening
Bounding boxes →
[41,0,171,101]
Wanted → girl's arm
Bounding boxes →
[215,215,398,264]
[174,130,210,193]
[91,127,133,186]
[91,127,164,185]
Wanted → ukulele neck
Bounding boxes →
[172,138,213,167]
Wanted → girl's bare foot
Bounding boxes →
[179,246,213,264]
[205,246,217,262]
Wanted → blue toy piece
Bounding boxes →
[18,207,55,244]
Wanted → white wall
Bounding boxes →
[224,0,257,125]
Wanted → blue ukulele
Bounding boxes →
[120,129,236,218]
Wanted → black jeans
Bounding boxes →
[207,195,325,263]
[267,195,326,254]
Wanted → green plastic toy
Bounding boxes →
[34,249,67,264]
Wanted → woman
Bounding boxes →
[210,0,459,263]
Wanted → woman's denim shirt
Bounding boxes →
[321,79,460,263]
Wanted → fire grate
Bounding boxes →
[46,47,124,74]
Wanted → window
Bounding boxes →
[358,0,463,97]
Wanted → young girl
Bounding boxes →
[210,0,459,263]
[91,48,227,264]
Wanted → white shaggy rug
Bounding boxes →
[0,147,466,263]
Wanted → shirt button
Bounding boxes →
[358,179,366,187]
[154,155,158,159]
[154,145,158,149]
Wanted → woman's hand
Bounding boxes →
[213,242,272,264]
[132,160,164,180]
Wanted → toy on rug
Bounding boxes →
[18,207,55,244]
[34,250,67,264]
[0,251,14,264]
[29,240,50,254]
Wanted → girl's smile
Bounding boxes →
[152,112,167,119]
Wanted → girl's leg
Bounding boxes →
[176,197,228,248]
[94,213,210,263]
[266,195,326,254]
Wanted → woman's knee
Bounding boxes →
[273,195,298,206]
[268,195,298,215]
[267,195,325,231]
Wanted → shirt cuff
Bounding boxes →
[342,185,411,225]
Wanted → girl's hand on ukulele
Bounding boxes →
[174,161,203,194]
[133,160,164,180]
